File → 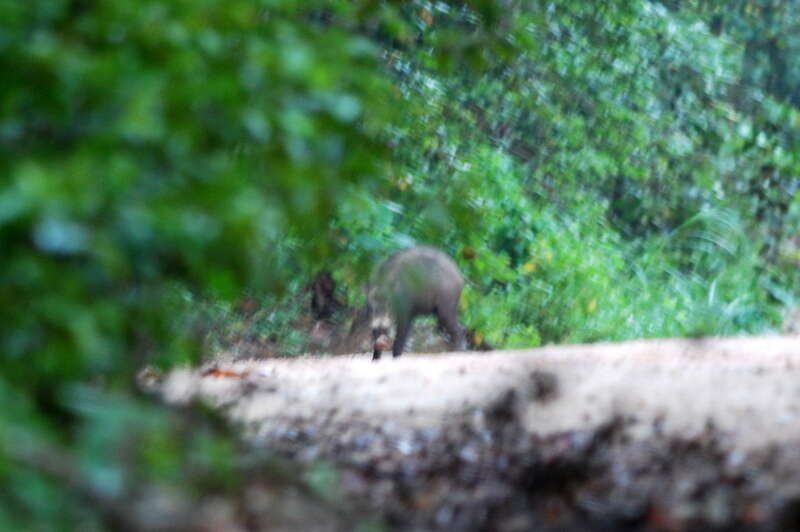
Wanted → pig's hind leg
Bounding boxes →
[437,304,466,352]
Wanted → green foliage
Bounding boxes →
[330,136,781,348]
[320,0,797,354]
[0,0,531,528]
[183,283,313,358]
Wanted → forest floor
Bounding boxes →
[158,335,800,531]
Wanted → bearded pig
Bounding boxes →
[368,246,466,360]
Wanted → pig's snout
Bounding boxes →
[374,335,391,352]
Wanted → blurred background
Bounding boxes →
[3,0,800,529]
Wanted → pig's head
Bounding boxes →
[370,314,393,352]
[366,283,394,352]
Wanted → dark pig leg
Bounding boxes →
[372,348,382,361]
[438,304,466,351]
[392,315,413,358]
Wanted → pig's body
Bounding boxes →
[368,246,466,360]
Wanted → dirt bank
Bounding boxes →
[159,335,800,530]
